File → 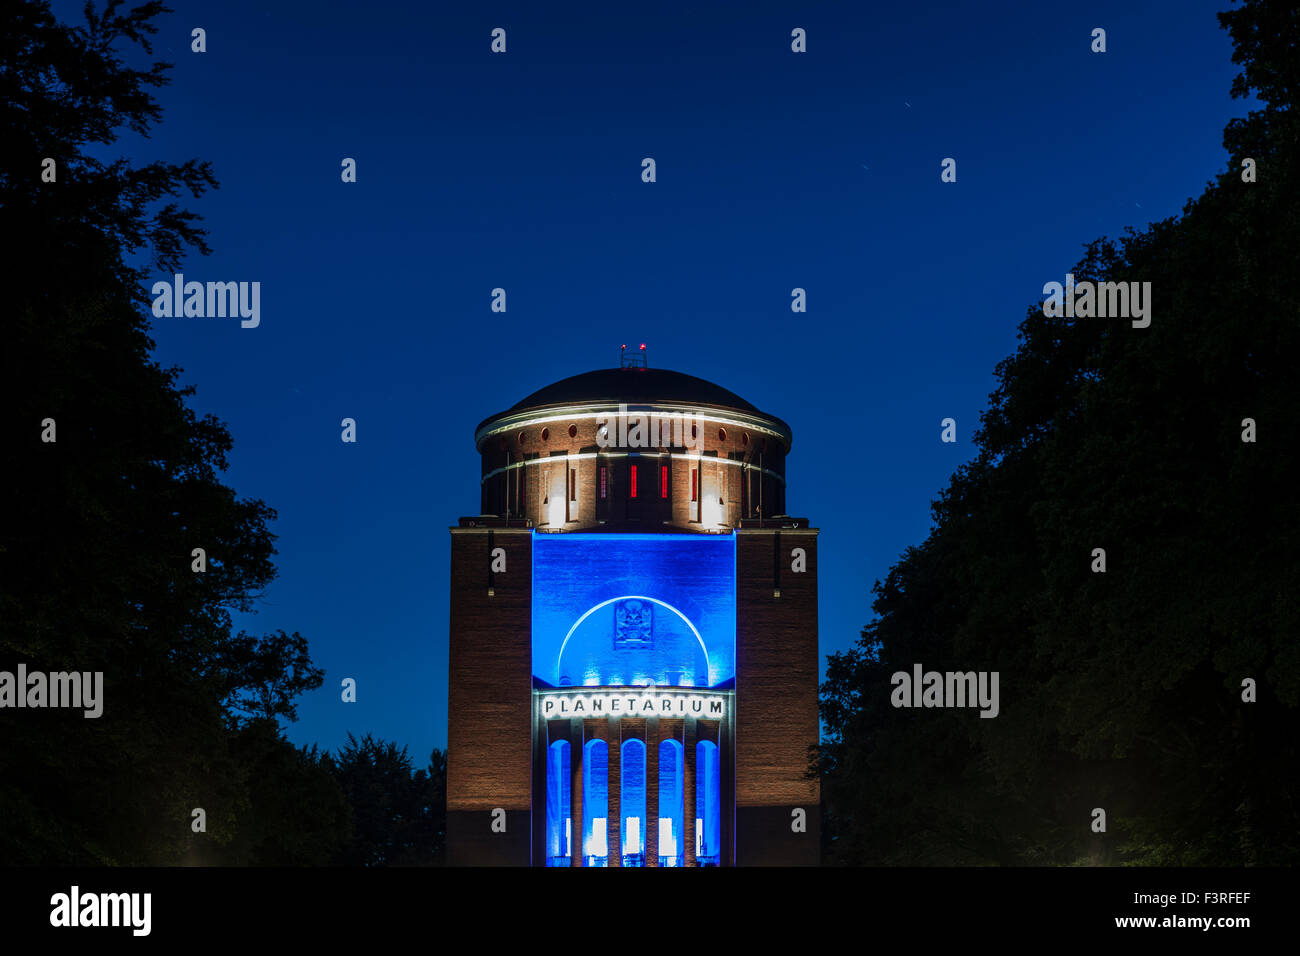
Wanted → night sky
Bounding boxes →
[54,0,1248,762]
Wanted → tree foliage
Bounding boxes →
[0,1,348,865]
[326,734,447,866]
[216,629,326,728]
[820,0,1300,865]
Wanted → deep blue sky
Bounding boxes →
[56,0,1247,763]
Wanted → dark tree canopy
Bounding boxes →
[820,0,1300,865]
[325,734,447,866]
[0,1,350,865]
[217,629,326,728]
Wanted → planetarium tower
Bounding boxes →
[446,348,819,866]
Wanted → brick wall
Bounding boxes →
[446,526,533,865]
[735,527,821,865]
[478,409,788,530]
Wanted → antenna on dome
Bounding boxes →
[620,342,647,369]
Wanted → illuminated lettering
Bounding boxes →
[536,689,728,719]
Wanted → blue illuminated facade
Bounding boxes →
[532,532,736,690]
[535,530,735,867]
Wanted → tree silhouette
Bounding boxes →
[819,0,1300,865]
[0,1,336,864]
[326,734,447,866]
[217,629,326,727]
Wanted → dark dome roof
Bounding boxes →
[508,367,761,414]
[475,366,793,448]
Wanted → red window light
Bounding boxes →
[630,464,638,498]
[660,464,668,498]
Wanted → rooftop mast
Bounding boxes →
[620,342,648,369]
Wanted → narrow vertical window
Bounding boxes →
[569,468,576,502]
[546,739,571,867]
[599,465,608,499]
[695,740,720,866]
[691,468,698,502]
[660,463,669,498]
[658,739,684,867]
[584,739,609,867]
[630,463,638,498]
[564,464,574,523]
[621,739,647,867]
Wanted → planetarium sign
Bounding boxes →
[538,688,728,718]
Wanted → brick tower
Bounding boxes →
[447,353,819,865]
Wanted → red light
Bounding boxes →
[621,344,626,350]
[639,343,646,350]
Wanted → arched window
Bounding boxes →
[546,740,571,866]
[583,739,609,867]
[695,740,720,866]
[621,739,647,867]
[658,739,684,867]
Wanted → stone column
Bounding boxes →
[569,718,583,867]
[646,715,659,866]
[607,715,621,867]
[684,716,697,866]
